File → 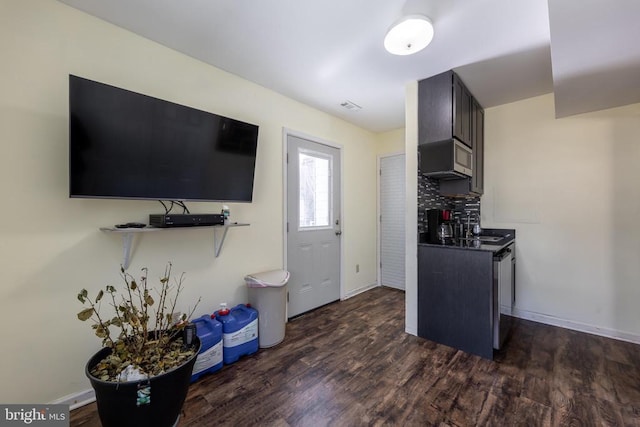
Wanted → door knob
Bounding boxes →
[335,231,342,236]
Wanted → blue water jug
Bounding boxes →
[190,314,223,382]
[214,303,259,364]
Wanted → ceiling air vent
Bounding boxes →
[339,100,362,111]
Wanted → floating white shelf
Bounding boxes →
[100,223,250,269]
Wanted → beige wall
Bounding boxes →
[404,82,419,335]
[0,0,379,403]
[483,94,640,340]
[375,128,405,155]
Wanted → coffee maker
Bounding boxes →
[426,209,453,243]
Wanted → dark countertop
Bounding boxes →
[418,228,516,253]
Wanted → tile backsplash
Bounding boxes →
[418,172,481,233]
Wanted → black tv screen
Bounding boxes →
[69,75,259,202]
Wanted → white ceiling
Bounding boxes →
[548,0,640,118]
[56,0,640,133]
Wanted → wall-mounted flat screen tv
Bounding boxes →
[69,75,259,202]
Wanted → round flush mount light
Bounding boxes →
[384,14,434,56]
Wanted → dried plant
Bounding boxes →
[77,263,201,381]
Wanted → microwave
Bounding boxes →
[419,139,473,179]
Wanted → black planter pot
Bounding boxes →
[85,336,200,427]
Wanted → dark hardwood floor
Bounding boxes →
[71,286,640,426]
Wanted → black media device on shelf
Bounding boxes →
[68,75,259,202]
[149,214,224,228]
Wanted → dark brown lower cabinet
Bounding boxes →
[417,245,494,359]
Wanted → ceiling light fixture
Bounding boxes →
[384,14,434,56]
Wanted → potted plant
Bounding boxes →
[77,263,201,427]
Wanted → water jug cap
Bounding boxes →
[218,302,230,316]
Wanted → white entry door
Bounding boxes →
[379,153,406,290]
[286,134,341,318]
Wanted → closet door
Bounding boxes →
[380,153,406,290]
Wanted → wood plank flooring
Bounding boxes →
[71,286,640,426]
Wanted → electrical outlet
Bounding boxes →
[356,264,360,273]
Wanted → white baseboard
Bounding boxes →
[343,283,379,300]
[51,388,95,411]
[511,307,640,345]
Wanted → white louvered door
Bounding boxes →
[379,154,405,290]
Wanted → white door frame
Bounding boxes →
[377,151,406,289]
[282,128,345,301]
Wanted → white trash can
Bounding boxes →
[245,269,290,348]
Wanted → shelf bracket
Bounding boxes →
[213,226,230,257]
[120,232,135,270]
[101,223,248,266]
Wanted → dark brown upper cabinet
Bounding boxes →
[419,70,472,147]
[470,98,484,195]
[454,75,472,146]
[419,70,484,196]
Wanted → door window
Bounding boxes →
[298,150,332,229]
